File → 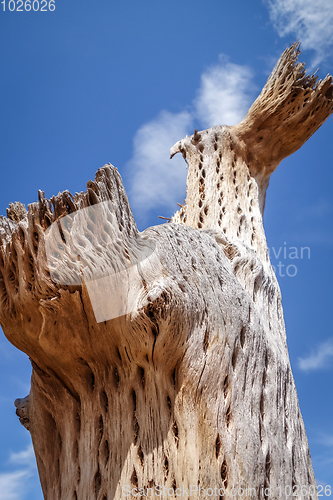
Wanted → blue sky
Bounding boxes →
[0,0,333,498]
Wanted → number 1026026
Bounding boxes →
[1,0,55,11]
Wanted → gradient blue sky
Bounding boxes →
[0,1,333,498]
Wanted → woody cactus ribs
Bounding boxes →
[0,43,332,500]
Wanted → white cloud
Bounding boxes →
[266,0,333,65]
[127,56,256,222]
[9,445,36,467]
[195,56,255,128]
[0,445,39,500]
[0,470,32,500]
[127,110,192,222]
[298,338,333,371]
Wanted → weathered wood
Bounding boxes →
[0,43,332,500]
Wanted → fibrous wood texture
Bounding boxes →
[0,43,332,500]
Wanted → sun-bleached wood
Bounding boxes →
[0,43,332,500]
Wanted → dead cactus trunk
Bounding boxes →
[0,43,332,500]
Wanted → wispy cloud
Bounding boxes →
[0,445,39,500]
[195,56,255,128]
[127,56,256,223]
[126,110,192,224]
[0,470,32,500]
[298,338,333,371]
[9,445,36,467]
[266,0,333,65]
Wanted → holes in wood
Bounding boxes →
[104,440,110,465]
[231,346,238,369]
[225,405,231,427]
[113,366,120,388]
[164,455,169,478]
[146,302,159,338]
[260,393,264,418]
[204,206,208,216]
[132,390,140,444]
[203,328,209,352]
[240,327,246,348]
[101,390,109,413]
[215,434,221,458]
[166,395,172,414]
[138,366,145,389]
[265,450,271,483]
[171,367,176,388]
[132,388,137,412]
[223,375,229,399]
[116,347,122,362]
[173,421,179,447]
[137,445,144,467]
[198,199,203,208]
[131,467,138,488]
[94,467,101,498]
[98,416,104,444]
[221,460,228,488]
